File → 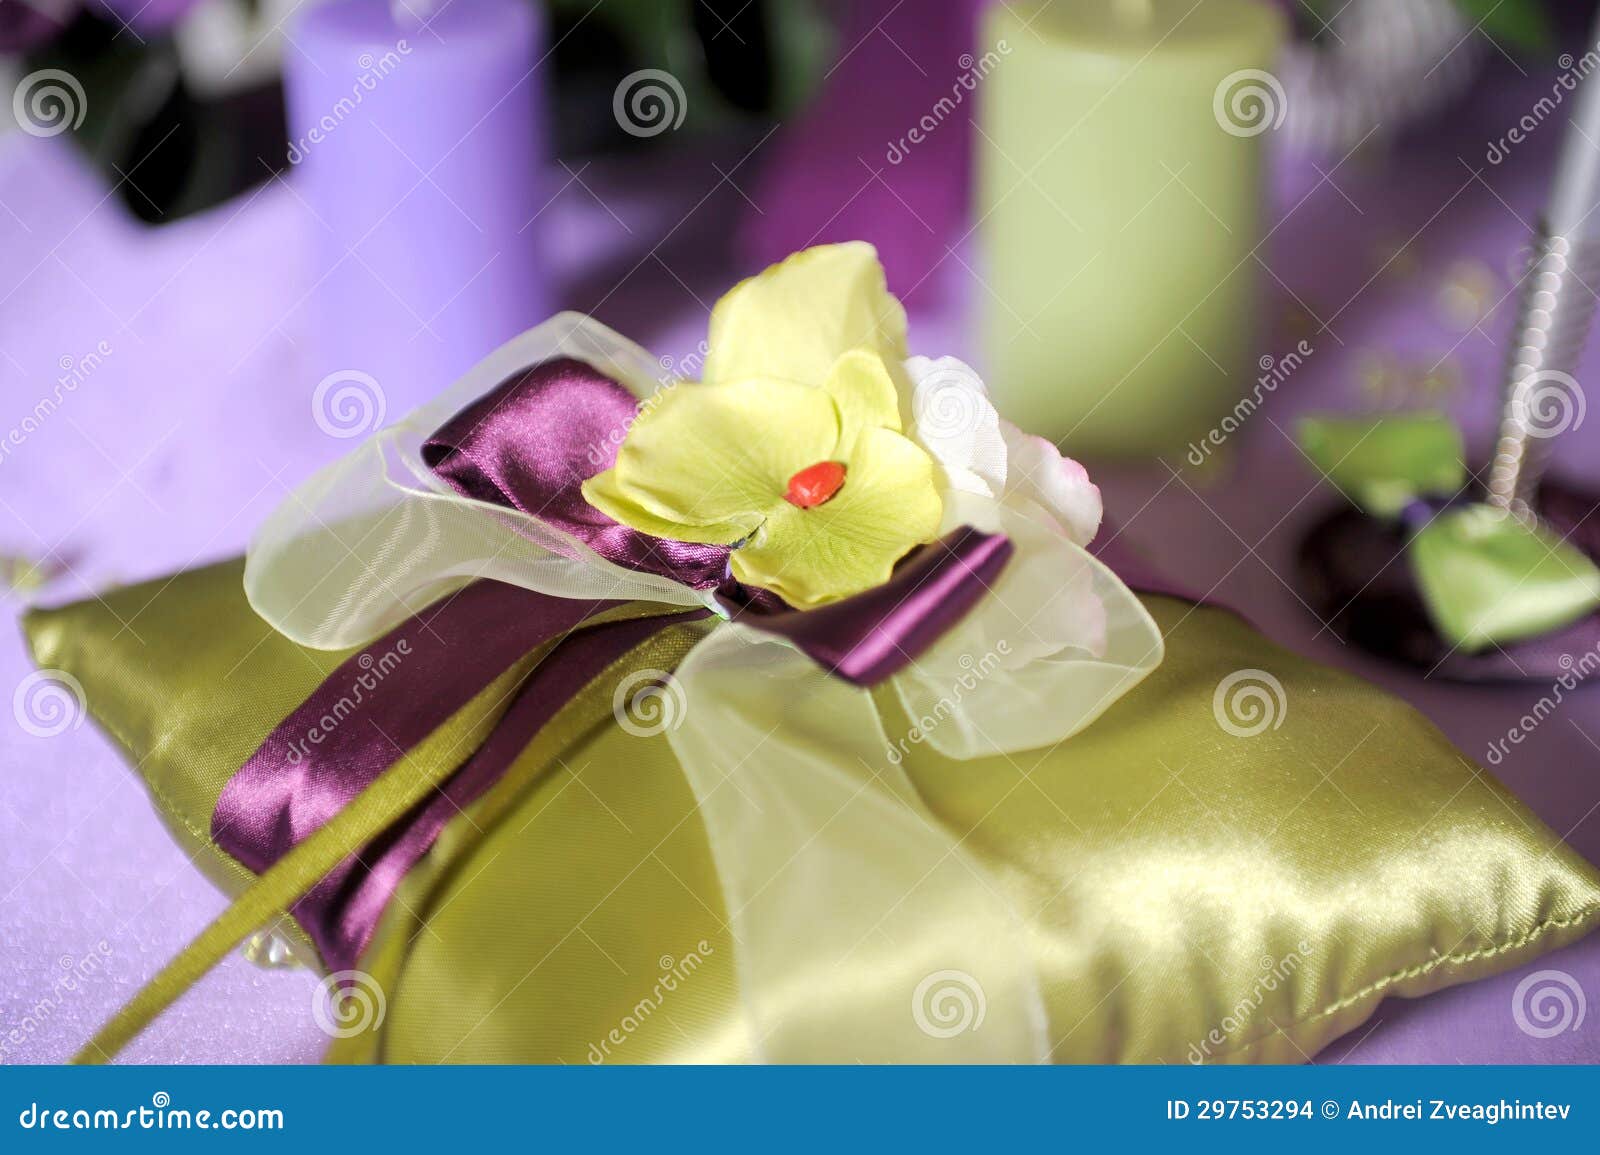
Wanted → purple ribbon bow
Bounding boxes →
[214,357,1014,972]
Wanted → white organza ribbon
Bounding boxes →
[247,315,1165,1062]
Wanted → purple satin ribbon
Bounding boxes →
[421,357,731,589]
[212,580,671,969]
[716,526,1012,685]
[215,357,1031,971]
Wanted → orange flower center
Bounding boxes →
[784,461,847,509]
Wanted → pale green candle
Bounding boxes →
[978,0,1285,458]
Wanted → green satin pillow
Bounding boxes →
[25,559,1600,1063]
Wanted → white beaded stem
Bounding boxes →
[1486,229,1600,519]
[1487,7,1600,519]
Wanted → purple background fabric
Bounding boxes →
[739,0,985,306]
[5,43,1600,1064]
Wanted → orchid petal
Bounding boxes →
[822,349,902,450]
[704,242,909,388]
[999,423,1102,546]
[584,379,839,537]
[731,427,942,607]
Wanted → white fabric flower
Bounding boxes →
[904,356,1102,546]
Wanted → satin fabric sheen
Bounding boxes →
[206,353,1025,979]
[212,580,691,973]
[421,358,732,590]
[421,353,1021,685]
[714,525,1012,685]
[207,521,1016,977]
[26,560,1600,1062]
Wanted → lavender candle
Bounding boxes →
[285,0,549,418]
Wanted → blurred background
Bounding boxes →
[6,0,1600,1063]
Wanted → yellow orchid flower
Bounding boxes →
[582,244,942,607]
[702,241,910,388]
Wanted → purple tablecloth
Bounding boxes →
[3,57,1600,1063]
